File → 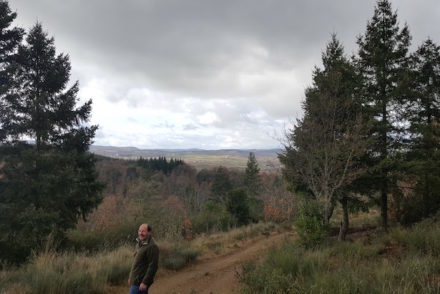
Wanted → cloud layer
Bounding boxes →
[10,0,440,148]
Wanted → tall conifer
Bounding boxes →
[356,0,411,230]
[0,22,102,263]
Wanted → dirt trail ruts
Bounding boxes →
[112,232,292,294]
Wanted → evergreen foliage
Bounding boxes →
[356,0,411,230]
[227,189,250,226]
[244,152,261,197]
[281,0,440,234]
[210,166,232,203]
[396,39,440,224]
[0,15,102,264]
[0,0,24,141]
[280,35,368,236]
[243,152,264,223]
[137,156,184,174]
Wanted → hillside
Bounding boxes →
[90,145,282,171]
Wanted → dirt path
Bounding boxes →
[112,231,292,294]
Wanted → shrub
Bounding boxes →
[227,189,250,226]
[295,200,329,248]
[192,202,235,233]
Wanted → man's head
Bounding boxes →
[138,223,152,241]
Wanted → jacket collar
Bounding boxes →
[136,236,152,246]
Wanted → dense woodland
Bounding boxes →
[0,0,439,292]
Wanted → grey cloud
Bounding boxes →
[14,1,439,102]
[9,0,440,148]
[12,1,376,100]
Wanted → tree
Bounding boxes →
[0,0,24,141]
[396,39,440,224]
[244,152,264,222]
[244,152,262,197]
[0,23,102,264]
[210,166,232,203]
[280,35,368,237]
[227,189,250,226]
[356,0,411,231]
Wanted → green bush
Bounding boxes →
[295,200,329,248]
[192,201,235,233]
[227,189,250,226]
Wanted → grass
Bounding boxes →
[192,222,278,257]
[239,216,440,294]
[0,240,205,293]
[0,222,276,293]
[0,246,133,294]
[160,242,200,270]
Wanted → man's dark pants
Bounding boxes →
[129,285,148,294]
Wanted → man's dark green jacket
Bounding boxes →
[129,236,159,286]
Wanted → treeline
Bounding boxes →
[76,151,293,250]
[279,0,440,244]
[0,1,102,264]
[137,156,184,174]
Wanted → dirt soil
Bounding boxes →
[110,231,292,294]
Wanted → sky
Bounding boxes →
[9,0,440,149]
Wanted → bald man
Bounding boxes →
[128,224,159,294]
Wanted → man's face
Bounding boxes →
[138,224,150,241]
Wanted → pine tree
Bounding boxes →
[397,39,440,223]
[2,23,95,150]
[244,152,264,222]
[280,35,367,231]
[410,39,440,156]
[356,0,411,231]
[0,23,102,264]
[0,0,24,141]
[244,152,261,197]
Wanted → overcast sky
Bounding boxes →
[9,0,440,149]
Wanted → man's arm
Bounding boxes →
[141,245,159,286]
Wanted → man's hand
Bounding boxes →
[127,278,130,287]
[139,282,148,291]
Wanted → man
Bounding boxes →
[128,224,159,294]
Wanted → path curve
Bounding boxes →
[112,231,292,294]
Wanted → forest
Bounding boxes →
[0,0,439,293]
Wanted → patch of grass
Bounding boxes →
[240,216,440,294]
[160,242,200,270]
[192,222,278,256]
[206,241,223,254]
[0,222,280,293]
[67,222,136,252]
[389,223,440,257]
[0,246,132,294]
[329,239,382,262]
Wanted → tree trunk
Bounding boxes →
[328,203,335,224]
[381,182,388,232]
[380,85,388,232]
[338,196,349,241]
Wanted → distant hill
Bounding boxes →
[89,145,283,171]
